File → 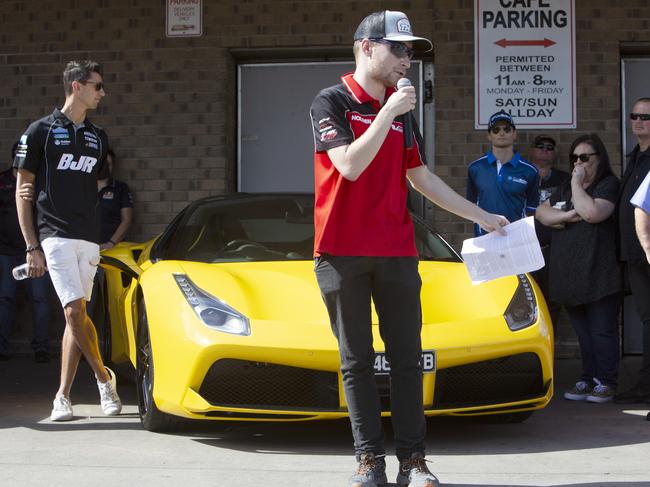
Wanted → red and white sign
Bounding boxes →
[166,0,202,37]
[474,0,576,129]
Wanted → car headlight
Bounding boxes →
[504,274,537,331]
[173,273,251,336]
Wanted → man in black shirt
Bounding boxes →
[14,60,121,421]
[0,142,52,362]
[97,149,134,250]
[87,148,134,330]
[615,97,650,404]
[529,135,570,332]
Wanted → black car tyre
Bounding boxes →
[136,299,179,432]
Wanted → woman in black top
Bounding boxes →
[536,133,621,403]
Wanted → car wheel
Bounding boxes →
[136,300,178,432]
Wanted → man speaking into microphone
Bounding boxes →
[310,10,509,487]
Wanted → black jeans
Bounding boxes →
[315,255,425,461]
[565,292,621,387]
[627,261,650,390]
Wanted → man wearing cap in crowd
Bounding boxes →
[530,135,569,205]
[310,10,509,487]
[467,110,540,236]
[528,134,570,330]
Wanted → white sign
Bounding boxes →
[166,0,202,37]
[474,0,576,129]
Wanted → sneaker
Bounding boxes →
[563,380,593,401]
[349,453,387,487]
[396,452,440,487]
[614,386,650,404]
[97,367,122,416]
[51,395,73,421]
[586,381,615,403]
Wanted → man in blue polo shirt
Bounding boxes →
[467,110,540,236]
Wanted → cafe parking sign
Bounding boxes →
[474,0,576,129]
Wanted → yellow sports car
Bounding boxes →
[101,193,553,432]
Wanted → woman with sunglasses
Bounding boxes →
[536,133,621,403]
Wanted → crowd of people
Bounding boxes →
[463,101,650,409]
[1,9,650,487]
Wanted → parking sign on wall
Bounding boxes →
[474,0,575,129]
[166,0,202,37]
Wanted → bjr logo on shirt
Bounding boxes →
[56,154,98,173]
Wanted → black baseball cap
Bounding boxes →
[354,11,433,52]
[532,134,556,147]
[488,110,516,131]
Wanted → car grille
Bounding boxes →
[198,359,340,410]
[431,352,544,409]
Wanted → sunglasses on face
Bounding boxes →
[630,113,650,121]
[490,126,512,134]
[370,39,414,60]
[535,143,555,151]
[83,80,104,92]
[570,152,597,163]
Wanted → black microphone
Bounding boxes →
[397,78,413,149]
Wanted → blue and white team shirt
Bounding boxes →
[467,150,540,236]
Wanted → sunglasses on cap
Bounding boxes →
[570,152,597,163]
[535,143,555,151]
[630,113,650,121]
[370,39,415,60]
[490,125,513,134]
[82,80,104,92]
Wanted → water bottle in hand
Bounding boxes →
[12,263,30,280]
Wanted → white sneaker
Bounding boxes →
[98,367,122,416]
[51,395,73,421]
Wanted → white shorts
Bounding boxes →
[41,237,100,307]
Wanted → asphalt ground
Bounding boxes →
[1,355,649,487]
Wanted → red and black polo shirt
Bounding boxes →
[310,73,426,257]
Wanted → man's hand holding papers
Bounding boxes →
[461,217,544,284]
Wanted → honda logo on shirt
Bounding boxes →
[56,154,98,173]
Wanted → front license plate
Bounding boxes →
[373,351,436,376]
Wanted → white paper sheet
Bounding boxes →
[460,216,544,284]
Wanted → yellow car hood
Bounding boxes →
[163,260,519,326]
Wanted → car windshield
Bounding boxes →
[159,194,459,263]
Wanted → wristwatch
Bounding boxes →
[26,244,42,253]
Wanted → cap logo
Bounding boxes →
[396,18,412,34]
